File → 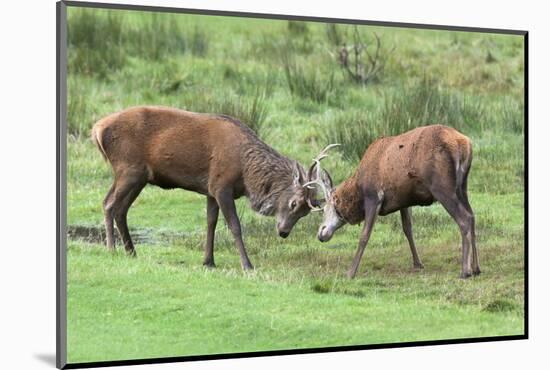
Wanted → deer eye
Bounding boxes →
[290,200,297,210]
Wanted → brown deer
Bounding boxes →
[91,106,324,270]
[306,125,480,279]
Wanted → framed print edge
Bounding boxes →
[57,1,68,369]
[57,1,528,368]
[62,0,527,35]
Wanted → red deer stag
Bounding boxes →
[92,106,324,270]
[306,125,480,279]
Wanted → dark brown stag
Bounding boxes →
[91,106,323,270]
[308,125,480,279]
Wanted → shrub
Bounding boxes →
[282,53,336,104]
[327,26,395,85]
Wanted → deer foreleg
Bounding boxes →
[347,199,382,279]
[400,208,424,269]
[216,189,254,271]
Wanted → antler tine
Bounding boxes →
[303,179,326,192]
[303,178,330,204]
[303,143,340,211]
[303,178,327,211]
[320,143,341,154]
[313,143,341,163]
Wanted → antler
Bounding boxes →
[303,144,340,211]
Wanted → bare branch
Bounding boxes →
[334,30,393,85]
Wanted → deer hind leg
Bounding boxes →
[457,182,480,275]
[431,186,474,278]
[203,196,219,268]
[103,183,116,251]
[109,171,146,256]
[215,189,254,271]
[400,208,424,269]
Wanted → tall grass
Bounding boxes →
[209,92,269,136]
[68,9,208,78]
[67,78,92,137]
[66,75,112,138]
[325,23,344,46]
[153,89,271,137]
[287,21,309,35]
[189,26,209,57]
[67,87,270,139]
[282,53,336,104]
[486,96,524,134]
[323,110,376,162]
[68,11,126,78]
[324,78,522,162]
[126,13,187,61]
[379,77,484,133]
[66,70,270,138]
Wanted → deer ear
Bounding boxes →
[321,169,334,190]
[292,162,305,187]
[307,160,318,182]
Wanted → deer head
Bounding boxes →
[273,162,314,238]
[274,144,340,238]
[302,144,347,242]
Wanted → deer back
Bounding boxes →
[354,125,471,214]
[92,106,251,195]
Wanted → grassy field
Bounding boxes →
[65,7,525,364]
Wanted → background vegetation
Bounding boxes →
[66,7,525,364]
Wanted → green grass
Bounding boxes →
[65,7,525,365]
[68,239,522,363]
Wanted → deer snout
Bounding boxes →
[279,230,289,238]
[276,222,291,238]
[318,225,332,242]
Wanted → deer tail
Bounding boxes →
[91,123,109,162]
[455,137,473,194]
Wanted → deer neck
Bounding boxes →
[334,175,364,225]
[241,141,295,216]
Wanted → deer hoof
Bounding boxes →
[242,263,255,271]
[460,272,472,279]
[413,262,424,270]
[203,261,216,269]
[472,268,481,276]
